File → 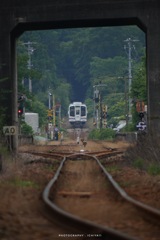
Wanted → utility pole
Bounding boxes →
[23,41,36,92]
[124,38,139,121]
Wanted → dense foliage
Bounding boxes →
[21,122,34,135]
[16,25,146,131]
[88,128,116,140]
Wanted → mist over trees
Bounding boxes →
[17,25,146,128]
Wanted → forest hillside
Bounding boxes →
[17,25,146,129]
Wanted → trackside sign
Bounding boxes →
[3,126,16,135]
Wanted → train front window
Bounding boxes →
[70,106,75,116]
[76,109,80,115]
[81,106,86,116]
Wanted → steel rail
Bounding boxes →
[42,153,137,240]
[95,155,160,221]
[24,152,64,159]
[24,149,122,158]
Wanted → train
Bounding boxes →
[68,102,87,128]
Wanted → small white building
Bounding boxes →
[25,112,39,133]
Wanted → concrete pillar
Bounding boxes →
[146,9,160,134]
[0,32,12,125]
[11,34,18,153]
[0,14,18,153]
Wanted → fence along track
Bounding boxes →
[42,154,136,240]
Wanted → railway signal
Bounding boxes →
[47,109,54,123]
[18,93,26,119]
[102,105,107,118]
[139,112,144,120]
[136,100,145,113]
[136,100,146,121]
[101,104,107,128]
[18,108,23,118]
[135,100,147,131]
[47,109,53,117]
[18,102,24,118]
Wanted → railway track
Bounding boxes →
[39,152,160,240]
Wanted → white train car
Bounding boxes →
[68,102,87,128]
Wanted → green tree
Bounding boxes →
[29,98,47,127]
[53,82,72,116]
[131,55,147,126]
[17,26,145,126]
[90,56,127,81]
[131,56,147,102]
[21,122,34,135]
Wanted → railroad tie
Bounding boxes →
[58,191,92,198]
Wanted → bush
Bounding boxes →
[126,131,160,175]
[147,164,160,176]
[122,123,136,132]
[88,128,116,140]
[21,122,34,135]
[132,157,144,170]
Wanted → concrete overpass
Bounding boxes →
[0,0,160,150]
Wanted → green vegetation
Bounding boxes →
[126,132,160,176]
[132,157,144,170]
[15,26,145,131]
[105,165,121,173]
[0,144,9,155]
[147,164,160,176]
[88,128,116,140]
[21,122,34,135]
[10,179,38,188]
[0,26,146,137]
[131,157,160,176]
